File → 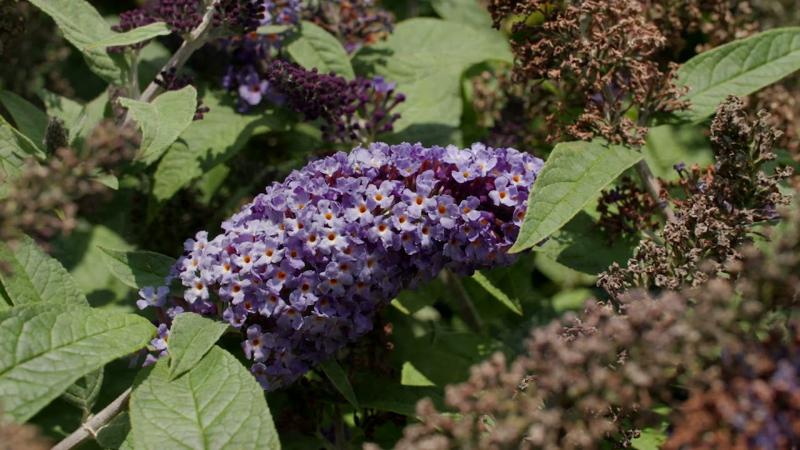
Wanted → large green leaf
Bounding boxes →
[677,27,800,121]
[286,21,355,79]
[130,346,280,450]
[319,359,359,408]
[151,91,284,205]
[90,22,171,49]
[0,236,88,306]
[26,0,128,84]
[510,141,643,253]
[0,91,48,153]
[353,18,511,144]
[119,86,198,165]
[167,313,229,381]
[99,247,176,290]
[431,0,493,28]
[0,304,155,422]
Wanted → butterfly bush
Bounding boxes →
[140,142,542,390]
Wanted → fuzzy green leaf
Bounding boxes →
[99,247,175,290]
[510,141,643,253]
[287,21,355,79]
[151,91,283,205]
[90,22,171,49]
[0,236,88,306]
[167,313,229,381]
[26,0,128,84]
[119,86,198,165]
[0,304,155,422]
[678,27,800,121]
[61,367,104,415]
[431,0,493,28]
[353,18,511,144]
[319,359,359,408]
[0,91,48,154]
[130,346,281,450]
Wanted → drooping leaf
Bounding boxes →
[287,21,355,79]
[26,0,128,84]
[431,0,493,28]
[353,18,511,144]
[0,91,48,153]
[470,271,522,315]
[167,313,229,380]
[0,304,155,422]
[677,27,800,121]
[130,346,281,450]
[119,86,198,165]
[0,236,88,306]
[510,141,643,253]
[319,359,359,408]
[89,22,171,49]
[99,247,176,290]
[151,91,284,206]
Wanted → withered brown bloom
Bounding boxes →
[487,0,688,145]
[0,120,139,246]
[599,96,792,300]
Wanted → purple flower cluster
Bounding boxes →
[220,2,303,111]
[140,142,542,390]
[263,60,405,144]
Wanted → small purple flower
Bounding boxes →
[136,286,169,310]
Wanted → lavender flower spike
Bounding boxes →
[142,142,542,390]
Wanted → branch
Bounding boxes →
[122,0,219,125]
[634,159,675,223]
[52,388,132,450]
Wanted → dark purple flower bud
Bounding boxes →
[142,142,542,390]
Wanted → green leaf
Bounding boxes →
[0,119,31,198]
[677,27,800,121]
[0,236,88,306]
[510,141,643,253]
[61,367,104,415]
[400,361,435,387]
[287,21,355,79]
[431,0,493,28]
[39,91,109,144]
[130,346,280,450]
[631,423,668,450]
[353,18,511,144]
[26,0,128,84]
[151,91,283,205]
[53,223,135,311]
[89,22,171,49]
[319,359,359,408]
[470,271,522,315]
[537,211,638,275]
[167,313,229,381]
[99,247,176,290]
[119,86,198,165]
[96,411,132,449]
[0,91,48,153]
[0,304,155,422]
[354,376,443,417]
[643,124,712,178]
